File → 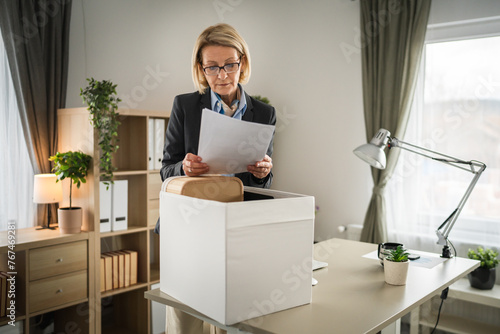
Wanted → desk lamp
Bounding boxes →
[353,128,486,258]
[33,173,63,230]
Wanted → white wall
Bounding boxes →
[66,0,372,242]
[66,0,500,242]
[428,0,500,25]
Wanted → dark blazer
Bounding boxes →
[160,89,276,188]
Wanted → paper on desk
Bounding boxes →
[198,108,275,174]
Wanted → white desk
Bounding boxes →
[145,238,479,334]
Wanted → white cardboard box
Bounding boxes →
[160,186,314,325]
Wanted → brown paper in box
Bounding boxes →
[162,176,243,202]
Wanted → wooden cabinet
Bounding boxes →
[0,228,90,333]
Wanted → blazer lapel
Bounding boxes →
[199,90,211,112]
[242,92,254,122]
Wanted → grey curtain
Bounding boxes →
[359,0,431,243]
[0,0,72,225]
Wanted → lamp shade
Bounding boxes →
[33,174,63,204]
[353,128,391,169]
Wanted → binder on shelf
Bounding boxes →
[99,182,112,232]
[148,118,155,170]
[123,250,138,285]
[111,180,128,231]
[154,118,165,170]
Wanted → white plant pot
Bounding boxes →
[383,258,409,285]
[58,207,82,234]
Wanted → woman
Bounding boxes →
[161,23,276,334]
[160,23,276,188]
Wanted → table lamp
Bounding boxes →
[353,128,487,258]
[33,173,63,230]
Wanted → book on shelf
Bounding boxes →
[117,251,131,287]
[101,254,113,292]
[123,250,138,285]
[108,251,125,288]
[106,252,119,290]
[101,249,138,291]
[100,257,105,292]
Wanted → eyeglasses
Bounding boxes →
[202,61,241,76]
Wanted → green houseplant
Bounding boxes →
[383,245,410,285]
[467,247,499,290]
[80,78,121,186]
[49,151,92,234]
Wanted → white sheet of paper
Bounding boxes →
[198,108,275,174]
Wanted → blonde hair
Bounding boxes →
[192,23,251,94]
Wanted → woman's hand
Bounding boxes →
[247,155,272,180]
[183,153,209,176]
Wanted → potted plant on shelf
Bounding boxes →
[49,151,92,234]
[383,245,410,286]
[80,78,121,187]
[467,247,499,290]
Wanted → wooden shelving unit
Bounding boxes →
[0,107,170,333]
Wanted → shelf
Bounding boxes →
[0,227,89,251]
[100,226,148,237]
[150,268,160,283]
[148,169,161,174]
[112,169,148,176]
[0,313,26,326]
[28,298,89,317]
[420,314,500,334]
[100,282,149,298]
[449,278,500,308]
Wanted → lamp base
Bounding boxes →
[441,245,453,258]
[36,225,56,230]
[36,206,56,230]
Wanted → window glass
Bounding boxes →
[387,36,500,253]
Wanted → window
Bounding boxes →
[387,34,500,254]
[0,32,36,231]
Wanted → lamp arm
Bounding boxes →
[389,138,485,173]
[389,137,487,255]
[437,166,485,243]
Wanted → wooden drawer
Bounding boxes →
[29,270,87,313]
[30,240,87,281]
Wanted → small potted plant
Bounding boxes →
[49,151,92,234]
[467,247,498,290]
[383,245,410,285]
